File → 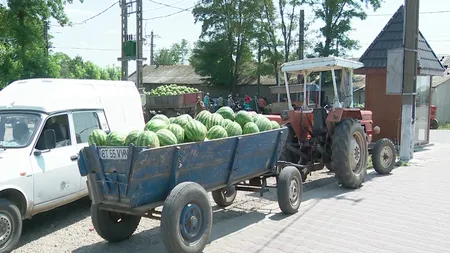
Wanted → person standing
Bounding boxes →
[203,93,210,111]
[195,95,205,117]
[217,95,224,109]
[244,93,252,111]
[258,96,267,113]
[227,94,234,108]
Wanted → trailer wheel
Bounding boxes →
[332,118,368,189]
[430,118,439,129]
[0,199,22,253]
[91,205,141,243]
[277,166,302,214]
[161,182,212,253]
[212,185,237,207]
[372,138,396,175]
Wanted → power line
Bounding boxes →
[147,0,187,11]
[144,5,195,20]
[303,9,450,18]
[144,0,187,12]
[72,1,119,25]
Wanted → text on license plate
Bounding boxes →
[99,148,128,160]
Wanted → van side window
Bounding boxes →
[72,111,101,144]
[36,114,71,150]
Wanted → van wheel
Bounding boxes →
[0,199,22,253]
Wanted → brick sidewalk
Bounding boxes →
[203,143,450,253]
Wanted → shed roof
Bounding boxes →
[359,5,445,76]
[129,65,277,86]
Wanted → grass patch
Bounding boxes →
[439,122,450,130]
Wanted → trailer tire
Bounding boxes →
[212,185,237,207]
[372,138,396,175]
[0,199,22,253]
[277,166,302,214]
[91,205,141,243]
[332,118,368,189]
[161,182,212,253]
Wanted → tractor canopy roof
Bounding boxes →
[280,57,364,74]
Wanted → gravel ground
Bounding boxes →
[13,169,337,253]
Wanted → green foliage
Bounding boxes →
[309,0,383,57]
[154,39,190,65]
[0,0,120,87]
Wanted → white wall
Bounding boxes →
[432,80,450,123]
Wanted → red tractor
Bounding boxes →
[270,57,396,189]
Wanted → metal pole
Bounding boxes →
[297,9,304,84]
[136,0,143,89]
[120,0,128,80]
[400,0,420,161]
[150,31,154,65]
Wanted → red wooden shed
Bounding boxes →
[355,5,445,146]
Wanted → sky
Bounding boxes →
[50,0,450,74]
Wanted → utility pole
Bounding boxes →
[150,31,155,65]
[399,0,420,161]
[298,9,304,84]
[43,19,50,57]
[119,0,128,80]
[136,0,143,89]
[118,0,146,88]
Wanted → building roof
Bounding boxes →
[129,65,277,86]
[359,5,445,76]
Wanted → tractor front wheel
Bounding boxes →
[331,118,368,189]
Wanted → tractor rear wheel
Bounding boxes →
[331,118,368,189]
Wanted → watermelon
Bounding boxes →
[234,110,253,128]
[215,106,235,121]
[253,114,264,123]
[136,130,160,147]
[179,114,193,121]
[173,115,191,128]
[145,119,168,132]
[206,125,228,140]
[88,129,107,146]
[151,114,170,124]
[255,116,272,131]
[243,122,260,135]
[222,119,233,127]
[167,123,185,143]
[195,110,212,126]
[184,120,207,142]
[156,129,178,146]
[225,122,242,137]
[206,113,224,129]
[169,117,177,124]
[270,120,281,129]
[124,130,141,146]
[105,131,126,146]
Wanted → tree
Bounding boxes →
[191,0,263,91]
[310,0,382,57]
[154,39,191,65]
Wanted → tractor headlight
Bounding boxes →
[281,110,289,121]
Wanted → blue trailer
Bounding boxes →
[77,127,302,253]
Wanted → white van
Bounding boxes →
[0,78,145,252]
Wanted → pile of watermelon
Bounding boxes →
[87,107,281,148]
[145,84,200,96]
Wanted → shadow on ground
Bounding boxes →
[17,197,92,248]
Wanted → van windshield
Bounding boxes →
[0,113,41,148]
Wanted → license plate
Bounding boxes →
[98,148,128,160]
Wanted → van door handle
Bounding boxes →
[70,155,79,161]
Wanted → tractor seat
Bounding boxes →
[312,108,328,135]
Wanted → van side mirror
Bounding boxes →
[43,129,56,150]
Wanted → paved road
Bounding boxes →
[201,135,450,252]
[138,130,450,252]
